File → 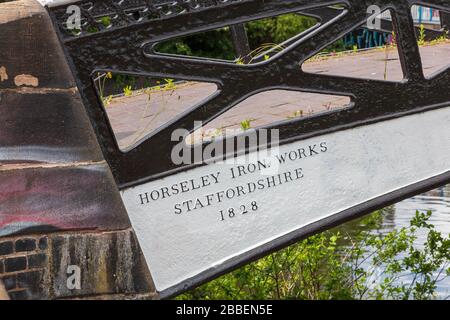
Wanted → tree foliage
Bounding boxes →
[178,211,450,300]
[155,14,317,60]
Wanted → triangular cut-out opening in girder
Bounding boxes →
[187,90,352,145]
[151,10,328,63]
[411,4,450,78]
[93,72,218,151]
[302,9,404,82]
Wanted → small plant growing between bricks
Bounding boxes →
[240,119,253,131]
[123,85,133,97]
[287,110,304,120]
[418,24,427,46]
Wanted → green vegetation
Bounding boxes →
[156,28,235,60]
[418,24,426,46]
[144,78,179,105]
[155,14,317,60]
[245,14,317,50]
[287,110,304,120]
[417,24,449,47]
[235,43,285,65]
[240,119,253,131]
[123,85,133,97]
[100,16,112,28]
[95,71,113,106]
[177,211,449,300]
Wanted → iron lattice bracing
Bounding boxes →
[48,0,450,188]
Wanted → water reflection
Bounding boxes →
[391,185,450,236]
[358,185,450,299]
[385,185,449,299]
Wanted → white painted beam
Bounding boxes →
[122,106,450,293]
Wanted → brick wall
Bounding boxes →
[0,230,155,300]
[0,236,49,299]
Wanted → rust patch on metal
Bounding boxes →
[14,74,39,87]
[0,87,78,94]
[0,66,8,82]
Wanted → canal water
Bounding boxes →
[367,184,450,299]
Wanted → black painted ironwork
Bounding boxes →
[47,0,450,188]
[230,24,251,62]
[442,10,450,29]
